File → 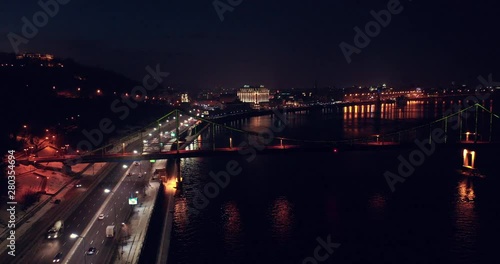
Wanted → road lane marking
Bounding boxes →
[77,223,80,227]
[96,230,99,235]
[63,242,66,246]
[102,240,105,244]
[90,240,94,244]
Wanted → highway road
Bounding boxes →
[7,117,194,263]
[66,159,148,264]
[11,163,123,264]
[63,117,197,264]
[10,115,196,264]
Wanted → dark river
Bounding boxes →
[163,98,500,264]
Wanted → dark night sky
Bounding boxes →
[1,0,499,90]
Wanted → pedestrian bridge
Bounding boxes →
[20,103,500,166]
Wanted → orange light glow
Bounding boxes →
[462,149,476,169]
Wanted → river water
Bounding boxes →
[166,99,500,264]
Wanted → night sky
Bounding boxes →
[1,0,499,90]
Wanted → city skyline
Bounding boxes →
[1,0,499,90]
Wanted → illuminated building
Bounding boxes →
[237,85,270,104]
[181,93,189,103]
[16,53,54,61]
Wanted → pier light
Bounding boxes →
[463,149,476,169]
[465,131,471,141]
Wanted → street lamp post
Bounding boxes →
[70,233,87,264]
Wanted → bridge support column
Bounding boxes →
[444,117,448,144]
[489,111,493,142]
[212,123,215,151]
[474,104,478,143]
[158,121,162,153]
[459,110,463,142]
[176,110,180,154]
[428,124,432,145]
[176,158,182,190]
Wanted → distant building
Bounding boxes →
[237,85,270,104]
[15,53,61,67]
[181,93,189,103]
[16,53,54,61]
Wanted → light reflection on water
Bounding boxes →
[168,99,498,264]
[222,201,242,246]
[452,177,479,261]
[270,196,294,242]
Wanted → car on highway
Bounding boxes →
[86,247,97,255]
[75,182,82,188]
[98,214,104,220]
[53,252,63,262]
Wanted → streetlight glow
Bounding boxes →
[104,189,111,193]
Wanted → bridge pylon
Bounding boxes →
[175,158,182,190]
